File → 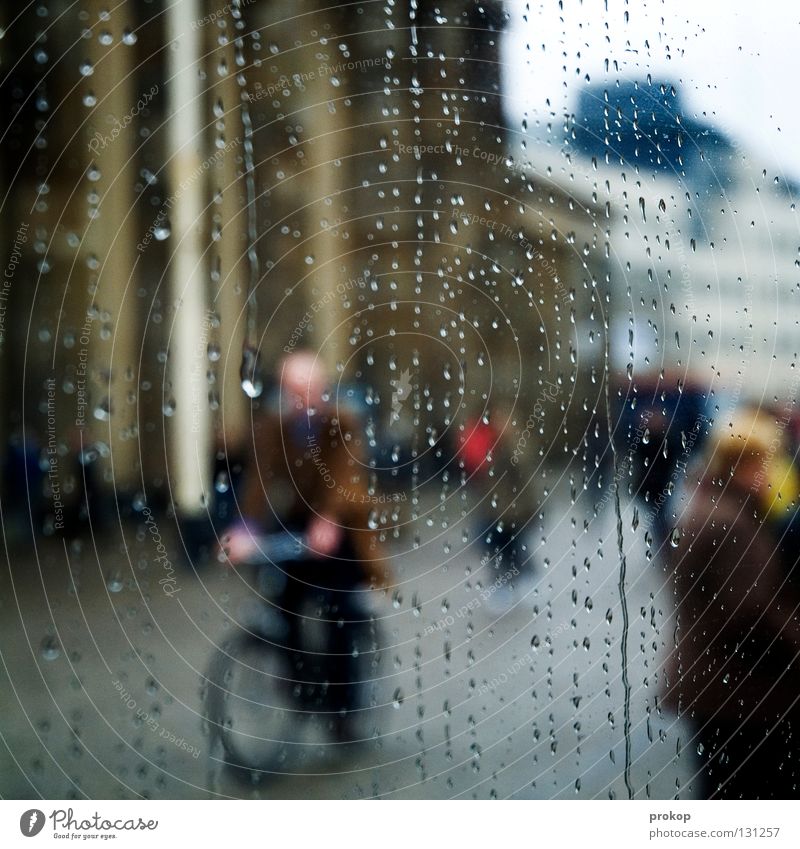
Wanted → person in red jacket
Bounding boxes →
[458,409,533,611]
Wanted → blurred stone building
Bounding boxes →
[0,0,604,534]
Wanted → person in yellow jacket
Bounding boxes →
[663,404,800,798]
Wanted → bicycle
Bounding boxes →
[203,531,379,773]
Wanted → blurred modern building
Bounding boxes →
[565,79,800,405]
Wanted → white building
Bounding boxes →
[521,133,800,408]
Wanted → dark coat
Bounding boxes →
[663,476,800,731]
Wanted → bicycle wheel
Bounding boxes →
[204,632,298,772]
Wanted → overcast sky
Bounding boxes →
[502,0,800,180]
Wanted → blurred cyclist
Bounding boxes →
[221,350,388,734]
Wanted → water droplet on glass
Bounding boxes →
[40,636,60,661]
[214,471,230,494]
[153,222,171,241]
[93,398,111,421]
[240,346,263,398]
[106,570,124,593]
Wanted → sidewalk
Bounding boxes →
[0,474,696,799]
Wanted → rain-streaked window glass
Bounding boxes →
[2,0,800,806]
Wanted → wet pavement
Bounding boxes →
[0,465,698,799]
